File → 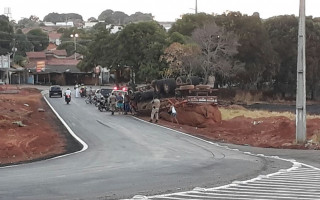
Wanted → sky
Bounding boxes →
[2,0,320,22]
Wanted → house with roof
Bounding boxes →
[25,50,94,85]
[106,25,123,34]
[55,21,74,27]
[48,32,62,46]
[84,21,98,29]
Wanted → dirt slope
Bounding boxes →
[0,86,68,166]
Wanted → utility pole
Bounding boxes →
[195,0,198,14]
[296,0,307,144]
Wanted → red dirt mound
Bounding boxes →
[160,103,221,128]
[0,87,66,165]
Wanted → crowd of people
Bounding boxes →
[72,83,178,124]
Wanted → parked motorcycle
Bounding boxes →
[98,97,109,112]
[80,88,87,97]
[65,94,71,104]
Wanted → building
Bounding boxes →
[0,54,10,84]
[106,25,123,34]
[84,21,98,29]
[25,50,94,85]
[158,21,173,32]
[48,32,62,46]
[55,21,74,27]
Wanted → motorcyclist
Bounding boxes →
[64,88,72,103]
[88,86,93,96]
[80,84,86,97]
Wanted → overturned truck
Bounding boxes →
[131,77,220,125]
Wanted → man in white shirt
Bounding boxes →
[75,84,79,98]
[64,88,72,101]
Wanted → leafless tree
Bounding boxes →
[192,22,239,84]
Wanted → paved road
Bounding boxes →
[126,151,320,200]
[0,91,291,200]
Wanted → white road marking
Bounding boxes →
[127,117,320,200]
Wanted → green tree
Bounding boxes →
[58,27,90,56]
[124,12,153,24]
[305,17,320,100]
[26,28,49,51]
[117,21,168,82]
[264,15,298,97]
[14,31,33,56]
[169,13,215,36]
[43,12,83,23]
[17,17,38,28]
[215,12,279,89]
[98,9,114,21]
[168,32,186,44]
[0,15,14,55]
[78,29,118,72]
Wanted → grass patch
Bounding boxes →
[219,107,320,121]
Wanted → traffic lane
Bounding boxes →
[50,96,291,198]
[5,95,289,199]
[49,95,268,167]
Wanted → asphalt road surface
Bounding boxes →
[0,90,309,200]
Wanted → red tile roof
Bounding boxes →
[47,59,80,66]
[47,43,57,51]
[52,50,67,56]
[48,33,62,40]
[26,52,46,59]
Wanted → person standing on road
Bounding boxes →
[116,92,124,114]
[150,97,160,123]
[123,93,130,115]
[109,93,117,115]
[75,83,79,98]
[129,91,137,115]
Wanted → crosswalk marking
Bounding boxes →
[122,138,320,200]
[128,164,320,200]
[125,153,320,200]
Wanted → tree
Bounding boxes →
[161,42,201,77]
[0,15,14,55]
[192,22,239,84]
[29,15,39,22]
[98,9,114,21]
[304,17,320,100]
[17,17,38,28]
[264,15,298,96]
[43,13,83,23]
[26,28,49,51]
[87,17,98,22]
[78,29,118,72]
[14,31,33,56]
[169,13,215,36]
[168,32,186,44]
[124,12,153,24]
[117,21,168,82]
[215,12,279,90]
